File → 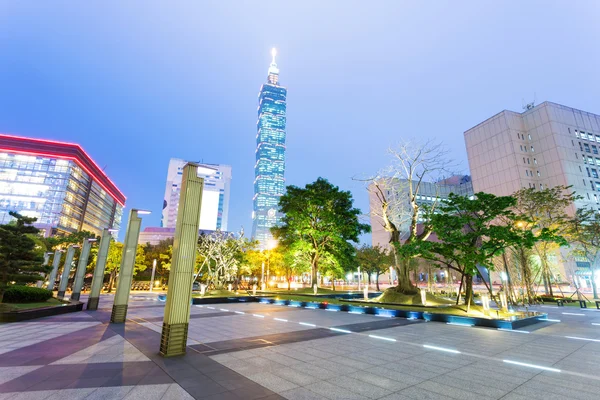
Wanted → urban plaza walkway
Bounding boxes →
[0,294,599,400]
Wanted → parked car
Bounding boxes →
[192,282,200,291]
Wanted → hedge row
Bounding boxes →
[2,286,53,303]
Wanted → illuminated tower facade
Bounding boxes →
[252,49,287,249]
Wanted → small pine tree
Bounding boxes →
[0,212,47,302]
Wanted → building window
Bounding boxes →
[525,170,529,177]
[580,142,584,151]
[572,140,575,146]
[540,183,544,190]
[583,179,587,186]
[528,134,531,140]
[527,158,530,164]
[587,167,591,177]
[534,158,537,164]
[575,130,579,138]
[523,157,526,164]
[537,171,540,176]
[590,156,595,164]
[592,181,596,190]
[585,143,591,153]
[520,145,524,151]
[593,145,599,155]
[576,153,579,159]
[596,135,600,143]
[596,158,600,166]
[587,193,590,200]
[596,181,600,191]
[592,169,598,179]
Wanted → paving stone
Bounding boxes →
[280,387,327,400]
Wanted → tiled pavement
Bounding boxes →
[1,293,600,399]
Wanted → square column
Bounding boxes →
[46,250,63,292]
[70,238,96,301]
[57,245,77,299]
[87,229,112,310]
[160,163,206,357]
[110,209,145,323]
[36,252,52,288]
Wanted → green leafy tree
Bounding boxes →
[143,238,174,282]
[0,212,47,302]
[272,178,370,286]
[418,193,535,312]
[356,245,393,291]
[513,186,574,296]
[44,230,97,250]
[96,241,147,292]
[569,208,600,300]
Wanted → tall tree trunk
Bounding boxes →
[464,274,474,313]
[519,246,535,304]
[502,252,516,305]
[311,261,318,287]
[331,277,336,291]
[547,271,554,297]
[376,271,380,291]
[368,272,372,285]
[395,257,415,293]
[107,270,116,293]
[456,274,464,305]
[287,271,291,291]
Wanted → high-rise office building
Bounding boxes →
[252,48,287,249]
[0,133,125,237]
[464,101,600,288]
[161,158,231,231]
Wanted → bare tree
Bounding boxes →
[365,140,454,293]
[196,229,246,289]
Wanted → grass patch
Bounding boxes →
[374,289,454,306]
[0,298,64,312]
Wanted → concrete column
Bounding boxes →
[87,229,112,310]
[57,245,77,299]
[110,209,145,323]
[46,250,63,292]
[160,163,205,357]
[70,238,96,301]
[36,252,51,288]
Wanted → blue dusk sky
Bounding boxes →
[1,1,599,241]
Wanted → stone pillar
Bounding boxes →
[87,229,112,310]
[36,252,51,288]
[70,238,96,301]
[110,209,145,323]
[160,163,204,357]
[46,250,63,292]
[57,245,77,299]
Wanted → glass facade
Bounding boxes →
[0,137,125,237]
[252,51,287,248]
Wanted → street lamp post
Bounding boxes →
[71,238,97,301]
[110,209,149,323]
[37,252,53,288]
[160,163,206,357]
[46,250,63,292]
[87,228,114,310]
[57,245,78,299]
[150,258,157,292]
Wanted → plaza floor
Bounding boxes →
[0,293,599,399]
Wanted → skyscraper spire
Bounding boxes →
[267,47,279,84]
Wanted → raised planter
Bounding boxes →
[191,296,259,305]
[0,300,83,323]
[258,297,546,330]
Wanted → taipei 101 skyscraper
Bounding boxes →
[251,48,287,249]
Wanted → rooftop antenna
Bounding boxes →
[522,93,536,111]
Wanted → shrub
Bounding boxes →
[2,286,53,303]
